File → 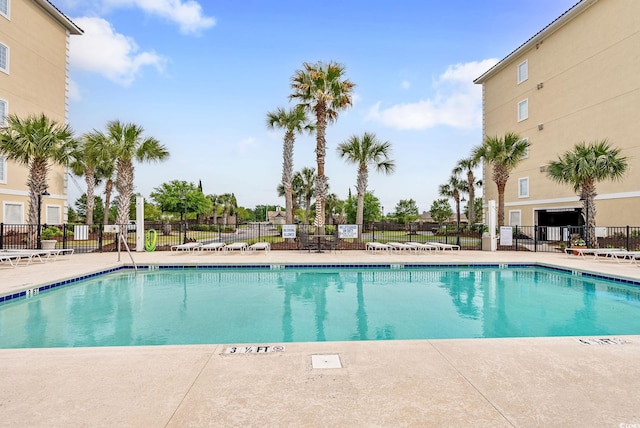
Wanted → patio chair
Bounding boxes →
[323,229,340,253]
[427,242,461,252]
[405,242,437,253]
[366,242,391,253]
[171,242,203,252]
[225,242,249,252]
[199,242,226,252]
[0,252,24,268]
[298,231,318,253]
[249,242,271,252]
[386,242,416,253]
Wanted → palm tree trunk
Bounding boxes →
[467,171,475,225]
[583,183,598,248]
[85,166,96,225]
[27,158,48,248]
[497,181,506,227]
[103,179,113,225]
[356,166,368,239]
[115,160,134,226]
[282,132,294,224]
[314,103,328,232]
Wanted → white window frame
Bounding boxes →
[518,177,529,198]
[509,210,522,227]
[3,201,24,224]
[46,205,62,225]
[0,42,8,74]
[517,59,528,84]
[518,99,528,122]
[0,0,9,19]
[0,155,6,184]
[0,98,7,126]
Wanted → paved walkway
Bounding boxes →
[1,250,639,427]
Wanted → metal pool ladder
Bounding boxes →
[117,232,138,272]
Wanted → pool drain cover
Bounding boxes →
[312,354,342,369]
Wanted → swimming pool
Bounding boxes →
[1,264,639,348]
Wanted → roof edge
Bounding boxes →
[33,0,83,35]
[474,0,598,84]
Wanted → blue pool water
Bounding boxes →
[1,265,640,348]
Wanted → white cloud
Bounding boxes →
[237,137,257,154]
[103,0,216,35]
[69,17,167,86]
[366,58,499,130]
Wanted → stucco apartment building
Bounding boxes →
[474,0,640,233]
[0,0,81,224]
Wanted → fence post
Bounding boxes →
[98,224,103,253]
[627,225,630,251]
[63,223,68,249]
[0,223,3,249]
[534,225,538,252]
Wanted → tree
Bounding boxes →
[266,106,313,224]
[104,120,169,226]
[337,132,395,236]
[290,61,355,230]
[294,167,316,223]
[217,193,238,225]
[0,113,77,247]
[150,180,212,220]
[345,191,380,225]
[74,194,105,224]
[472,132,529,227]
[547,140,628,248]
[325,193,344,224]
[439,174,467,233]
[453,156,481,225]
[69,134,100,225]
[430,199,453,226]
[393,199,419,225]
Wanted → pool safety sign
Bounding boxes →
[224,345,286,354]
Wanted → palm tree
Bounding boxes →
[472,132,529,227]
[547,140,628,248]
[337,132,395,236]
[217,193,238,226]
[104,120,169,226]
[266,106,313,224]
[290,61,355,230]
[208,194,219,224]
[0,113,77,246]
[295,167,316,223]
[439,174,467,245]
[453,156,481,225]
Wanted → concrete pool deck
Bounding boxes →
[1,250,639,427]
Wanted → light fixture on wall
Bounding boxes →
[537,82,544,90]
[538,123,544,131]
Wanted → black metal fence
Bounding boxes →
[2,222,638,253]
[496,225,640,253]
[0,221,484,252]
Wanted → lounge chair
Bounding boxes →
[405,242,437,253]
[199,242,226,252]
[366,242,390,253]
[171,242,203,252]
[249,242,271,252]
[225,242,249,252]
[427,242,461,252]
[0,252,24,268]
[386,242,416,253]
[607,250,640,264]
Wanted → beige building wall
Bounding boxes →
[475,0,640,228]
[0,0,81,224]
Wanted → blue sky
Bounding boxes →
[61,0,578,214]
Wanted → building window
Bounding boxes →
[517,60,528,84]
[46,205,62,225]
[518,177,529,198]
[0,156,6,183]
[509,211,521,227]
[0,0,8,19]
[3,202,23,224]
[0,42,8,74]
[518,99,528,122]
[0,98,6,126]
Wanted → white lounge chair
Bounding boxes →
[365,242,390,253]
[249,242,271,252]
[427,242,460,252]
[386,242,416,253]
[171,242,203,252]
[199,242,226,252]
[0,253,24,268]
[405,242,437,253]
[607,250,640,264]
[225,242,248,252]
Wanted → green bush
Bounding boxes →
[41,226,63,240]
